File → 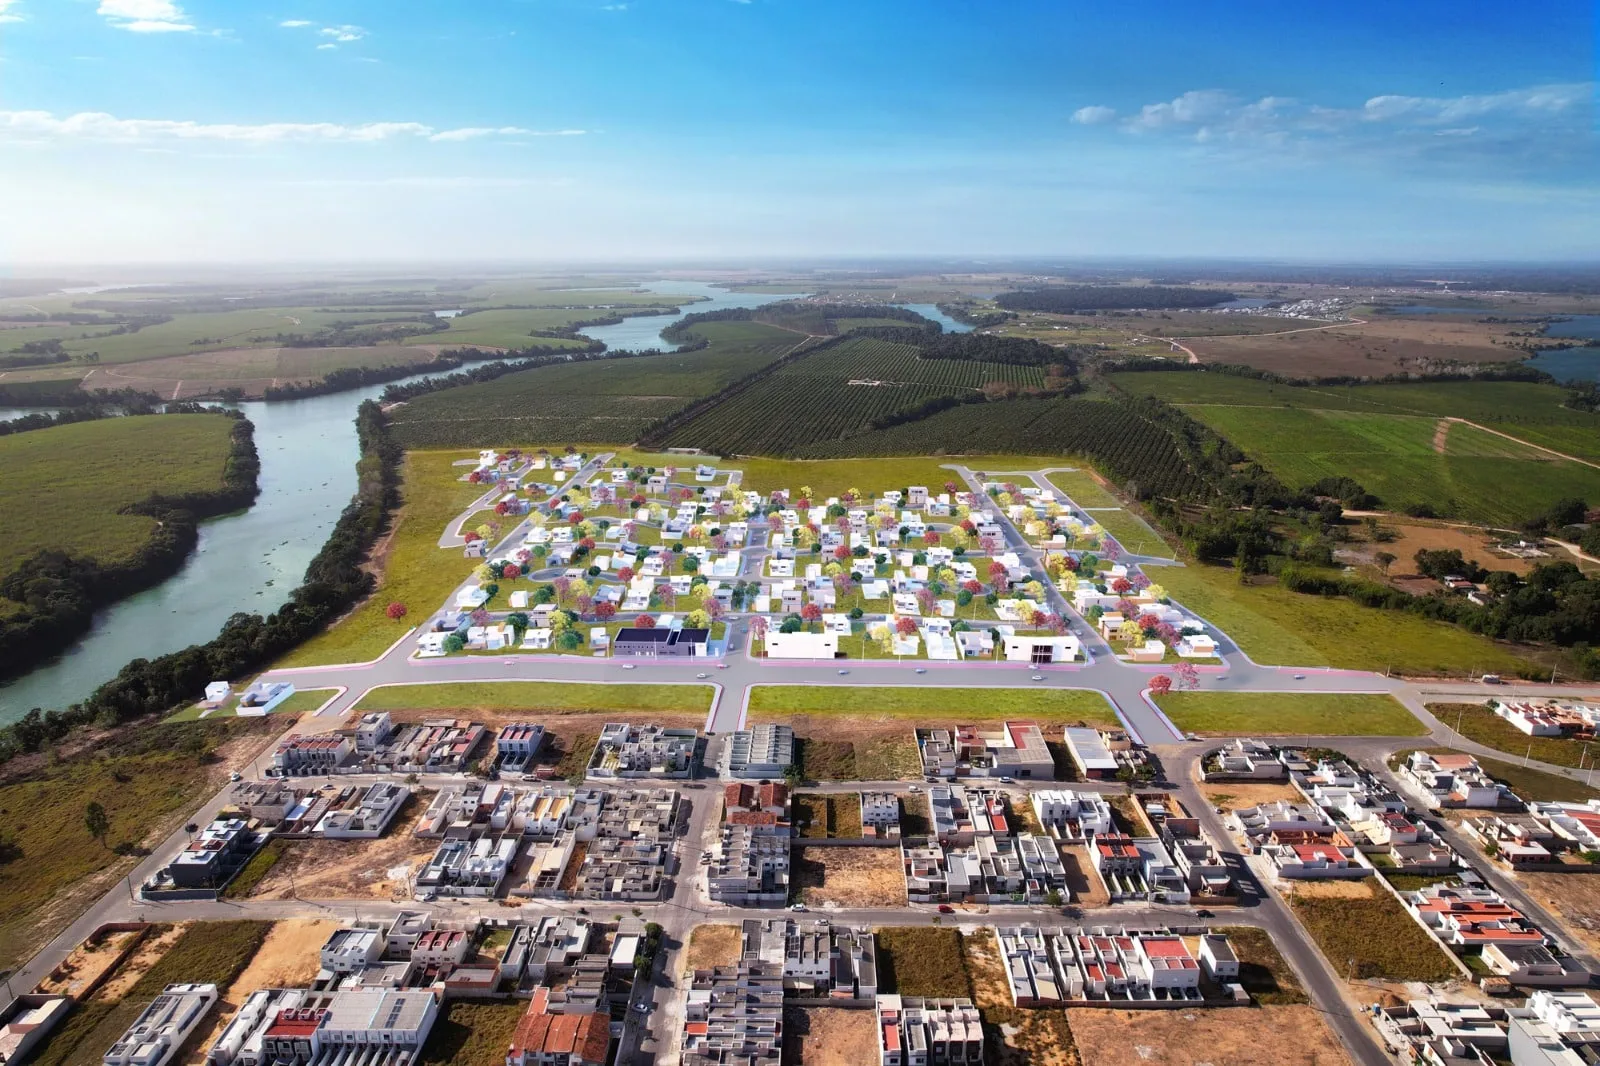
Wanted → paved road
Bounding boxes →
[13,462,1600,1064]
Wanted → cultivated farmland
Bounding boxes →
[659,336,1042,455]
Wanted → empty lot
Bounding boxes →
[1068,1006,1353,1066]
[793,847,907,907]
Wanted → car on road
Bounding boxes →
[1195,908,1215,918]
[908,784,921,792]
[229,771,242,782]
[621,663,636,669]
[1031,674,1043,681]
[937,904,955,913]
[790,903,807,911]
[1481,674,1504,684]
[915,668,926,674]
[838,669,849,675]
[1293,674,1305,680]
[696,672,708,678]
[632,1002,651,1014]
[999,776,1014,783]
[717,663,729,669]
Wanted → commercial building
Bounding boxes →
[612,626,710,658]
[763,631,840,660]
[1062,727,1118,779]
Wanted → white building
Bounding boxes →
[763,631,839,660]
[105,984,217,1066]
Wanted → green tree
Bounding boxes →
[85,801,110,848]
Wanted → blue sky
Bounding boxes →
[0,0,1594,263]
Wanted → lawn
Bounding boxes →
[747,685,1120,724]
[420,1002,528,1066]
[876,927,971,998]
[0,717,282,972]
[0,413,239,575]
[1286,892,1459,982]
[31,921,270,1066]
[1154,692,1425,737]
[276,450,495,666]
[1398,747,1600,804]
[352,680,713,717]
[1430,702,1598,768]
[1152,562,1537,677]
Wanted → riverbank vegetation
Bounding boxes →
[0,400,397,765]
[0,410,260,682]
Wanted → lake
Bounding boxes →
[1544,315,1600,340]
[1527,346,1600,384]
[0,282,808,722]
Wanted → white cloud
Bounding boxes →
[1070,105,1115,125]
[0,109,585,145]
[98,0,194,32]
[279,19,311,27]
[0,0,23,24]
[316,42,336,49]
[318,24,364,42]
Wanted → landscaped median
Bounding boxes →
[1152,691,1427,737]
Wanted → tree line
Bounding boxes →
[995,286,1237,314]
[0,400,400,764]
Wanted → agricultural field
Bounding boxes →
[79,344,464,400]
[431,305,682,349]
[387,320,809,447]
[660,335,1044,456]
[1179,404,1600,527]
[1178,313,1524,376]
[1153,692,1425,737]
[794,397,1216,502]
[0,413,239,575]
[0,716,283,971]
[1152,561,1540,677]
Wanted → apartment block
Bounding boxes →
[915,722,1053,780]
[682,964,784,1066]
[876,995,983,1066]
[105,983,218,1066]
[709,826,790,906]
[726,724,795,778]
[587,723,697,779]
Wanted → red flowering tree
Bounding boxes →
[961,580,983,596]
[1137,612,1161,634]
[463,530,481,543]
[833,546,851,562]
[594,601,617,621]
[923,531,940,547]
[1175,662,1200,691]
[386,602,408,620]
[944,481,958,494]
[618,566,635,583]
[635,613,657,628]
[960,519,977,534]
[1111,577,1133,595]
[894,616,919,637]
[1150,674,1173,696]
[800,603,822,629]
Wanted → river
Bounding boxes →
[0,281,811,722]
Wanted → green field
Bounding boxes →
[660,335,1045,456]
[0,414,238,574]
[0,717,282,971]
[1154,691,1425,736]
[747,685,1120,723]
[1430,702,1600,768]
[387,320,809,447]
[277,450,487,666]
[352,681,714,717]
[1153,562,1538,676]
[433,306,675,349]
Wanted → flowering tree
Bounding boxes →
[574,594,594,618]
[463,530,481,543]
[1111,577,1133,596]
[553,576,571,603]
[961,579,983,597]
[618,565,635,583]
[636,613,657,629]
[923,531,941,547]
[894,616,919,637]
[655,582,674,608]
[1116,619,1144,645]
[916,588,937,614]
[502,563,520,579]
[594,601,617,621]
[1154,622,1181,646]
[386,602,408,620]
[944,480,958,494]
[1131,572,1152,591]
[1175,662,1200,691]
[833,546,851,562]
[470,607,491,627]
[1137,612,1162,634]
[1149,674,1173,696]
[800,603,823,629]
[750,615,768,649]
[706,598,726,621]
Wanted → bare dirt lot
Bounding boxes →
[1283,879,1377,900]
[683,924,743,977]
[1338,521,1541,578]
[1068,1006,1354,1066]
[35,927,147,998]
[1060,844,1108,907]
[1198,781,1306,809]
[93,923,188,1000]
[781,1007,880,1066]
[1185,316,1521,377]
[793,846,907,908]
[1519,872,1600,956]
[248,836,438,901]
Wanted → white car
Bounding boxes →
[621,663,636,669]
[790,902,807,912]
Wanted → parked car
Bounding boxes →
[790,903,807,912]
[1196,908,1216,918]
[1482,674,1504,684]
[937,904,955,913]
[696,672,709,678]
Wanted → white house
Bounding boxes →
[764,632,839,660]
[1003,634,1080,665]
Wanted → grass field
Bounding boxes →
[0,717,282,971]
[1430,702,1599,768]
[876,927,971,998]
[419,1002,527,1066]
[731,454,1062,500]
[748,685,1119,724]
[433,305,680,349]
[83,344,459,400]
[165,687,336,723]
[352,680,713,717]
[793,736,922,781]
[0,413,238,574]
[1154,691,1425,737]
[1153,562,1538,676]
[277,450,489,666]
[31,921,269,1066]
[1286,891,1460,982]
